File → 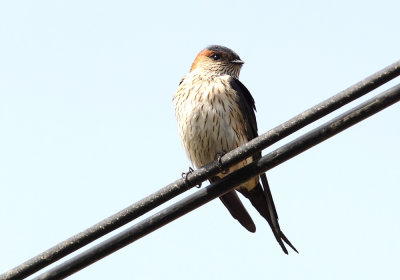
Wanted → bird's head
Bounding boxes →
[190,45,244,79]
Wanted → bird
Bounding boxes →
[173,45,297,254]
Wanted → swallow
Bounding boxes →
[173,45,297,254]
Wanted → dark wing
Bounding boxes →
[228,77,258,140]
[229,78,279,223]
[229,77,298,254]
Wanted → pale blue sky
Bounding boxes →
[1,1,399,279]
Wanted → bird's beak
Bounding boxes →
[231,59,244,65]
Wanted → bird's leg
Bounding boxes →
[181,167,202,188]
[215,150,229,174]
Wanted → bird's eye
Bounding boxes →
[211,54,221,61]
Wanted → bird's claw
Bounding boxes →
[181,167,202,188]
[181,166,194,182]
[216,150,228,174]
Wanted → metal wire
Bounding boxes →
[1,60,400,280]
[32,82,400,280]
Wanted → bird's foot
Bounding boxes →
[215,150,229,174]
[181,167,202,188]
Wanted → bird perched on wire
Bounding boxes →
[173,45,297,254]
